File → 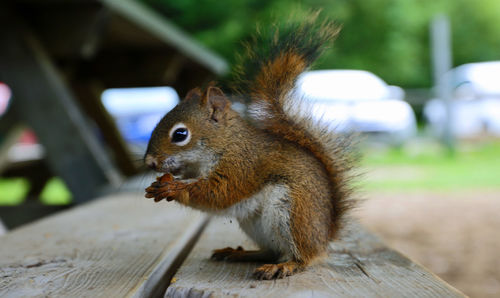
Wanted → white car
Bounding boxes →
[101,87,180,148]
[295,70,417,144]
[424,61,500,138]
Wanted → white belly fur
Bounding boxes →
[219,184,298,261]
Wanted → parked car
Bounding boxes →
[101,87,180,150]
[295,70,417,144]
[424,61,500,138]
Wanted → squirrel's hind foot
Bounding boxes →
[211,246,245,261]
[253,261,302,280]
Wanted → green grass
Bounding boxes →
[39,178,72,205]
[360,140,500,192]
[0,177,72,205]
[0,178,29,205]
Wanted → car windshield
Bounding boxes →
[102,87,179,117]
[296,70,389,102]
[454,62,500,95]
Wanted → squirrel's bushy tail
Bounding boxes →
[234,13,355,239]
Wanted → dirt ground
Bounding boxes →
[354,190,500,298]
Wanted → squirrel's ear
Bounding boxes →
[183,87,202,101]
[202,86,231,123]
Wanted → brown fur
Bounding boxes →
[242,21,353,242]
[145,15,356,279]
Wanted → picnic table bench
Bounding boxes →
[0,191,465,297]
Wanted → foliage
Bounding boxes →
[142,0,500,88]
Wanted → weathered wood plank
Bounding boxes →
[101,0,228,75]
[0,194,208,297]
[12,0,228,76]
[166,218,465,297]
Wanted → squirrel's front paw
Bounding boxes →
[145,173,188,202]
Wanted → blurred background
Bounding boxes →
[0,0,499,297]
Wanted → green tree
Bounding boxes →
[142,0,500,88]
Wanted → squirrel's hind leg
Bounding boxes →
[253,261,303,280]
[211,246,278,262]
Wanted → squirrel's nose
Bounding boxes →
[144,154,159,171]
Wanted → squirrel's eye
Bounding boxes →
[169,123,191,146]
[172,128,188,143]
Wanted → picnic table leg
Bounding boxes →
[71,80,139,177]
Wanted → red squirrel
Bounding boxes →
[144,16,355,280]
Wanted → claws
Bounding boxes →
[211,247,301,279]
[144,173,188,202]
[253,262,300,280]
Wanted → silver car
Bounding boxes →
[295,70,417,144]
[424,61,500,138]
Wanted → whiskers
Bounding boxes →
[108,150,158,196]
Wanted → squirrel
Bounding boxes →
[144,15,355,280]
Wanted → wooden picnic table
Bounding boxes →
[0,192,465,297]
[0,0,228,205]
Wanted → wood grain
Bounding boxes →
[166,218,465,297]
[0,194,208,298]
